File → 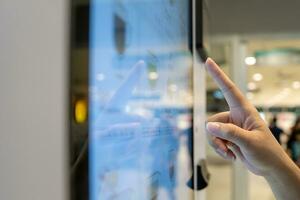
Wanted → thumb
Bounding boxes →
[206,122,249,147]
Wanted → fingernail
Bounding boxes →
[205,57,211,64]
[204,58,211,68]
[206,122,220,133]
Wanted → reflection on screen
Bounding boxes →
[89,0,193,199]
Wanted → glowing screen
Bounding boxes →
[89,0,194,199]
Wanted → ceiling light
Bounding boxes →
[252,73,263,81]
[245,57,256,66]
[247,82,257,91]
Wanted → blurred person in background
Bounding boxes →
[269,116,284,144]
[287,116,300,166]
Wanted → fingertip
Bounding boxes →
[205,57,220,77]
[205,57,212,67]
[205,57,217,66]
[205,57,210,63]
[206,56,211,61]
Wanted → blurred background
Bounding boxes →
[205,0,300,200]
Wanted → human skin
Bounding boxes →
[205,58,300,200]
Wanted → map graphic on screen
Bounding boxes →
[89,0,194,199]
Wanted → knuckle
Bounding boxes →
[241,130,255,149]
[223,124,238,141]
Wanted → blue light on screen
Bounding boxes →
[89,0,194,199]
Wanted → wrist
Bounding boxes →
[263,149,300,185]
[263,153,300,200]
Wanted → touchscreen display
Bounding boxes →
[89,0,194,199]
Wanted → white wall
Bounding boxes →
[0,1,68,199]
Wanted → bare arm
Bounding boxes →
[264,157,300,200]
[205,58,300,200]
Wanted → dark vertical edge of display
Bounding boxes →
[69,0,90,199]
[195,0,207,61]
[86,2,90,200]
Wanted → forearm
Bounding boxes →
[264,154,300,200]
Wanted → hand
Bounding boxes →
[205,58,289,176]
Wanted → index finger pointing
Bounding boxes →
[205,57,248,109]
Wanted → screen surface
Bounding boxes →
[89,0,194,199]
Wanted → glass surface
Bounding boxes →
[89,0,193,199]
